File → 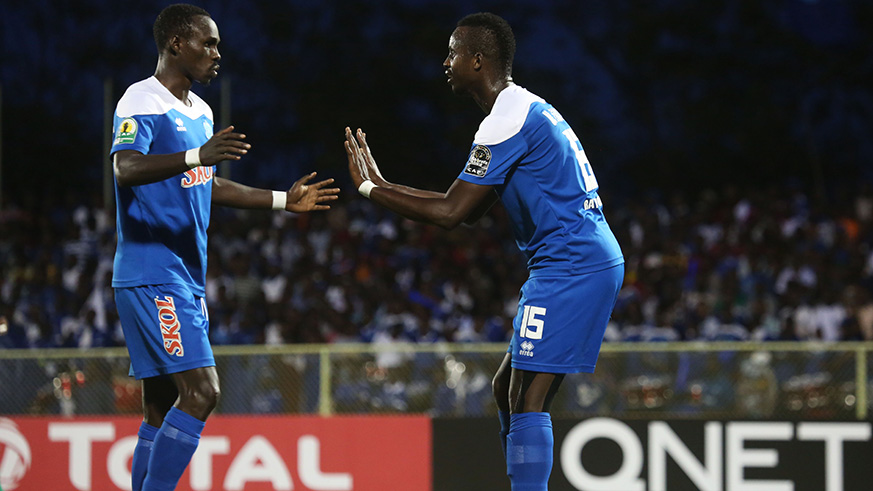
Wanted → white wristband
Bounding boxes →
[272,190,287,211]
[358,180,377,199]
[185,147,201,169]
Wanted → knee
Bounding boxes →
[197,382,221,413]
[180,381,220,418]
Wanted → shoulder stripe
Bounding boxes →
[115,81,167,118]
[115,77,213,121]
[473,85,545,146]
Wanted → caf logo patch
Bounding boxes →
[114,118,138,144]
[464,145,491,177]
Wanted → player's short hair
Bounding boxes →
[153,4,211,53]
[457,12,516,77]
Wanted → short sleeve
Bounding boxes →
[456,86,537,186]
[111,113,156,156]
[457,131,527,186]
[110,87,166,157]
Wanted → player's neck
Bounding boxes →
[154,62,194,105]
[472,78,512,114]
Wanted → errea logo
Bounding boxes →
[519,341,535,357]
[175,117,187,131]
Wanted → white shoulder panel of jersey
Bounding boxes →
[473,85,545,146]
[116,77,212,121]
[115,78,169,118]
[186,91,214,122]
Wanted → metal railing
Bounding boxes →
[1,342,870,420]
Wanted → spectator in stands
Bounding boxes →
[3,180,873,349]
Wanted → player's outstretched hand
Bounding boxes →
[345,127,369,189]
[199,125,251,166]
[345,127,387,188]
[284,172,339,212]
[354,128,388,185]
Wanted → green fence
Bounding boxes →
[1,342,870,420]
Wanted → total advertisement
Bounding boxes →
[0,415,431,491]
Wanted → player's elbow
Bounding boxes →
[114,164,133,187]
[113,157,135,187]
[432,209,466,230]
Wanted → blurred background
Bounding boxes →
[2,0,873,421]
[3,0,871,196]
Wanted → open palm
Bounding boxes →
[286,172,340,212]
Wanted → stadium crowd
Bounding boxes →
[2,181,873,353]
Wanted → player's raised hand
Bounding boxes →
[284,172,340,212]
[199,125,251,165]
[345,127,370,188]
[354,129,388,185]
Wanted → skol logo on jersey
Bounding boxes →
[155,296,184,356]
[114,118,138,145]
[0,418,32,490]
[464,145,492,177]
[181,165,214,188]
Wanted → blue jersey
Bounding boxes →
[457,84,623,276]
[110,77,215,296]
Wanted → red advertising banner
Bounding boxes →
[0,415,431,491]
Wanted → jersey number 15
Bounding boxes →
[520,305,547,340]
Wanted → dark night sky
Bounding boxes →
[1,0,871,207]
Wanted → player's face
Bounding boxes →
[179,16,221,86]
[443,28,477,96]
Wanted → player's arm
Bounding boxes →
[113,126,250,187]
[463,188,499,225]
[346,129,446,199]
[212,173,339,212]
[345,127,494,229]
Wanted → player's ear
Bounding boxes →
[168,35,182,56]
[473,52,483,71]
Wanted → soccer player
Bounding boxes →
[111,5,338,491]
[345,13,623,490]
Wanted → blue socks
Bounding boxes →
[506,412,554,491]
[132,422,158,491]
[142,407,205,491]
[498,410,511,457]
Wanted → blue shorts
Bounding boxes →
[509,264,624,374]
[115,284,215,380]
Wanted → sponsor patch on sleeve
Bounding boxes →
[114,118,138,145]
[463,145,492,177]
